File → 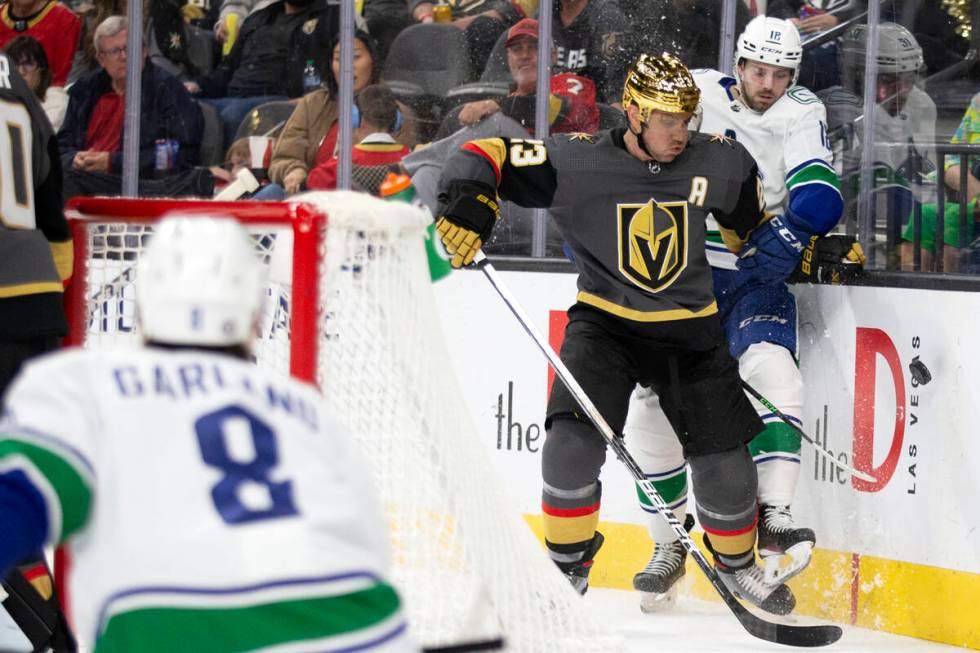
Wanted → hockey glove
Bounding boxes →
[788,234,866,285]
[736,216,806,285]
[436,180,501,268]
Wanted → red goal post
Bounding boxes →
[64,197,324,382]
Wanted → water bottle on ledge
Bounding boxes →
[302,59,321,95]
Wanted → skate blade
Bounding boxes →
[762,542,813,585]
[639,586,678,613]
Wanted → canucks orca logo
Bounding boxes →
[617,200,688,292]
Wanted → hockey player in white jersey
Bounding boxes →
[817,23,936,261]
[625,16,860,613]
[0,217,416,652]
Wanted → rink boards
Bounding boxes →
[433,271,979,650]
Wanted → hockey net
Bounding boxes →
[64,193,622,652]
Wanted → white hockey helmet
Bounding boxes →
[136,215,264,347]
[735,16,803,85]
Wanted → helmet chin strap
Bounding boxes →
[629,120,657,161]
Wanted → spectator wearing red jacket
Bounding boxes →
[307,84,410,195]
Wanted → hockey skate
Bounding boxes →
[556,532,604,595]
[634,540,686,612]
[757,504,816,585]
[704,534,796,615]
[715,556,796,615]
[633,515,694,612]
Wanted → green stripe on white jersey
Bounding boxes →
[0,437,92,542]
[96,582,406,653]
[786,161,842,193]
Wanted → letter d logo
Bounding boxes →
[852,327,906,491]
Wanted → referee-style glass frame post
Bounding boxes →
[121,0,144,196]
[718,0,737,74]
[531,0,554,258]
[856,4,881,269]
[336,1,355,191]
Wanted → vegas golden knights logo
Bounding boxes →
[617,200,688,292]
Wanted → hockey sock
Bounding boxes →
[749,422,802,506]
[542,481,601,563]
[636,465,687,543]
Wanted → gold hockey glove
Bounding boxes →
[789,234,866,285]
[436,180,500,268]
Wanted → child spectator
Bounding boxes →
[306,84,410,195]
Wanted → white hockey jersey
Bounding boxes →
[693,69,841,268]
[0,348,414,653]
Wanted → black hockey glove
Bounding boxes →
[788,234,866,285]
[436,179,501,268]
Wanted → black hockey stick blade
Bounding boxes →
[729,599,843,647]
[687,535,843,647]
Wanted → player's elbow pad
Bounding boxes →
[786,184,844,237]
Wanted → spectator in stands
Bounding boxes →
[620,0,749,72]
[149,0,221,79]
[551,0,628,105]
[183,0,345,149]
[213,0,274,51]
[768,0,856,91]
[818,22,935,266]
[435,18,599,140]
[0,0,81,88]
[57,15,205,200]
[410,0,523,78]
[306,84,410,194]
[257,30,415,200]
[901,91,980,273]
[68,0,126,84]
[4,35,68,129]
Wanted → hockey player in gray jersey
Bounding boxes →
[435,52,796,615]
[626,16,859,614]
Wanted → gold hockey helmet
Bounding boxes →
[621,53,701,122]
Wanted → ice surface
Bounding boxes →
[587,588,968,653]
[0,587,966,652]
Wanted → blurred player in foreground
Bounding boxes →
[0,216,415,652]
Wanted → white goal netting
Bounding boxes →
[69,191,622,652]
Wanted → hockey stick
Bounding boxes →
[473,252,842,648]
[740,381,876,484]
